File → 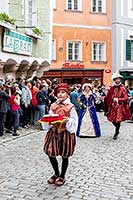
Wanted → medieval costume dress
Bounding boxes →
[104,84,130,123]
[76,91,101,138]
[44,98,78,157]
[104,72,130,140]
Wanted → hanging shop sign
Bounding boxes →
[3,30,33,56]
[105,69,111,73]
[62,62,84,69]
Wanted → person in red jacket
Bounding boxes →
[104,72,130,140]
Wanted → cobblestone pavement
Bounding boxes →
[0,113,133,200]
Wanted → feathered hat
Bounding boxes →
[111,72,123,80]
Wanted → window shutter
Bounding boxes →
[52,40,56,60]
[78,0,82,11]
[32,0,37,26]
[66,0,68,10]
[66,41,69,60]
[79,42,82,61]
[91,0,93,12]
[53,0,56,9]
[102,0,106,13]
[126,40,131,60]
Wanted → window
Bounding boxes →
[126,39,133,61]
[26,0,37,27]
[92,42,106,61]
[67,41,82,61]
[66,0,82,11]
[52,40,56,60]
[91,0,106,13]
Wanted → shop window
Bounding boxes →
[92,42,106,61]
[52,40,56,61]
[91,0,106,13]
[126,39,133,61]
[67,41,82,61]
[66,0,82,11]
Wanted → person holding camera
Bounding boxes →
[21,81,32,128]
[0,81,11,136]
[36,84,50,130]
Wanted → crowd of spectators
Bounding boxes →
[1,75,130,137]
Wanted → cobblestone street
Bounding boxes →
[0,113,133,200]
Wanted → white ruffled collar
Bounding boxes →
[56,97,71,105]
[114,82,122,86]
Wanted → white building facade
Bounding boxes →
[0,0,53,79]
[112,0,133,87]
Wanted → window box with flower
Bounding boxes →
[0,13,16,30]
[26,27,43,40]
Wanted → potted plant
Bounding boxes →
[0,13,15,25]
[32,27,43,39]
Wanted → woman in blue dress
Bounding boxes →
[77,83,101,138]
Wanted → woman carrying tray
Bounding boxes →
[43,83,78,186]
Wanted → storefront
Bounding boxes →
[42,63,104,85]
[120,69,133,88]
[0,29,50,79]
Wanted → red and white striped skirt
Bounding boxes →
[44,126,76,158]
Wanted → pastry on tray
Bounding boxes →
[40,114,66,124]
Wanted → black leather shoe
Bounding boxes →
[6,129,13,133]
[113,132,119,140]
[113,134,118,140]
[12,133,19,136]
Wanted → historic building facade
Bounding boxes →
[112,0,133,88]
[0,0,52,79]
[43,0,112,86]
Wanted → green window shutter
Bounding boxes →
[126,40,131,61]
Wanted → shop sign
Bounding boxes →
[3,30,33,56]
[105,69,111,73]
[62,62,84,69]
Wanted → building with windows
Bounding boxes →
[43,0,112,86]
[0,0,52,79]
[112,0,133,88]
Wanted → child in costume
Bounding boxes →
[43,83,78,186]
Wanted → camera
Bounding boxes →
[6,83,12,88]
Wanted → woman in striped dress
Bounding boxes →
[44,83,78,186]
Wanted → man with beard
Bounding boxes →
[104,72,130,140]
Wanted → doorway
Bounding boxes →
[63,78,82,85]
